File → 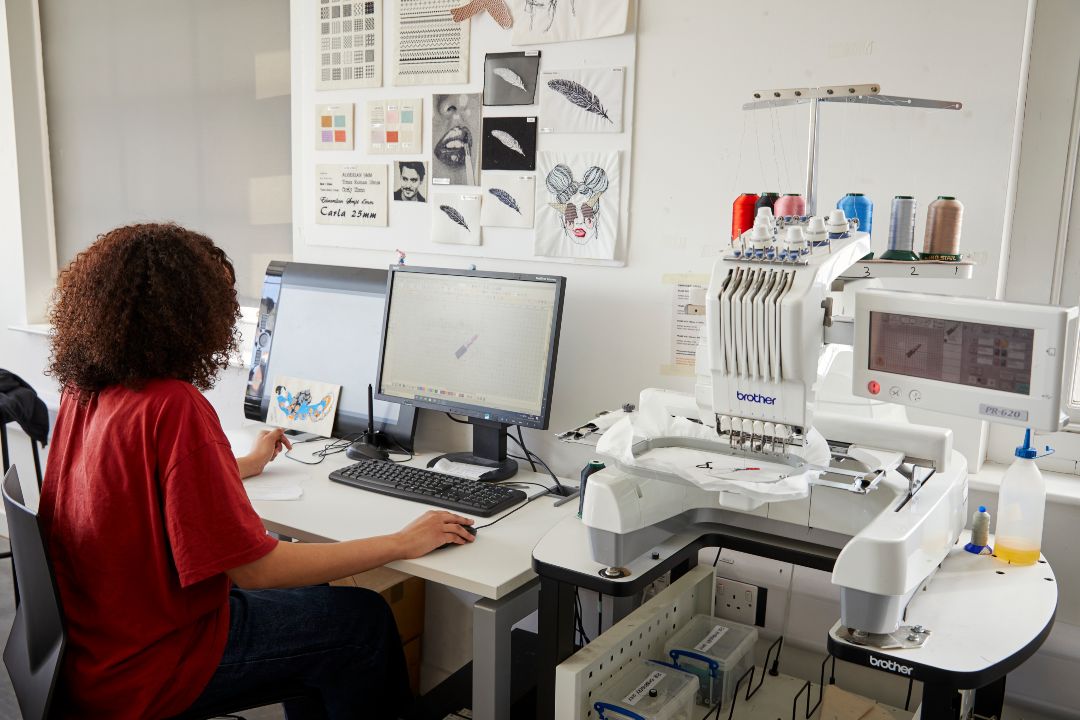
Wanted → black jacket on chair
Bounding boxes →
[0,370,49,446]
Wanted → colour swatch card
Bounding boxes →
[267,376,341,437]
[433,193,482,245]
[481,174,535,229]
[316,164,388,226]
[316,104,354,150]
[484,51,541,106]
[535,151,621,260]
[539,67,625,133]
[481,117,537,172]
[392,0,470,86]
[431,93,481,186]
[366,98,422,154]
[316,0,382,90]
[511,0,630,45]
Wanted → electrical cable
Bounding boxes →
[506,432,566,494]
[471,492,544,530]
[283,435,356,465]
[515,425,538,473]
[713,547,723,567]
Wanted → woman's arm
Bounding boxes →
[226,510,476,589]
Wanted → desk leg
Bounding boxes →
[921,684,961,720]
[537,576,577,720]
[472,580,540,720]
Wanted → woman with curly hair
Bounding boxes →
[41,223,469,719]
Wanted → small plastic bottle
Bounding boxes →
[994,429,1048,565]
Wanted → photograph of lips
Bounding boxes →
[431,93,481,186]
[481,116,537,172]
[535,151,621,260]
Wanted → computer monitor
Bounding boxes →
[244,261,418,450]
[376,265,566,480]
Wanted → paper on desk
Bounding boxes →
[244,479,304,501]
[432,459,491,481]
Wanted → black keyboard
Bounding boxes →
[329,459,528,517]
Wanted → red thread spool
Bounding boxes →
[732,193,759,241]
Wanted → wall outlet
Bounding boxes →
[715,576,767,627]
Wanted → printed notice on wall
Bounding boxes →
[661,273,709,377]
[316,164,388,227]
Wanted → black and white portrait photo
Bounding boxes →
[393,161,428,203]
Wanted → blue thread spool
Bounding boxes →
[837,193,873,236]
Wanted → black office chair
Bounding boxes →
[2,465,65,720]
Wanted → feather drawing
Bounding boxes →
[488,188,521,214]
[490,129,526,157]
[439,204,470,231]
[493,67,527,93]
[547,79,612,123]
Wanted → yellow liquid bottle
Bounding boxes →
[993,430,1047,567]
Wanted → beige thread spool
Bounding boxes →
[921,196,963,261]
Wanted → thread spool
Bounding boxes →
[964,505,992,554]
[881,196,919,261]
[731,193,759,241]
[754,192,780,216]
[837,193,873,236]
[922,196,963,261]
[773,193,805,219]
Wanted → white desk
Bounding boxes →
[226,425,577,720]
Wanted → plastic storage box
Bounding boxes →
[662,614,758,709]
[592,659,697,720]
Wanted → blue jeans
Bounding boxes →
[181,585,415,719]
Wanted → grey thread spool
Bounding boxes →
[882,195,919,261]
[922,196,963,261]
[971,505,991,548]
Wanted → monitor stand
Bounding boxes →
[428,417,517,482]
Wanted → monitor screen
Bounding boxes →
[868,310,1034,395]
[377,267,564,428]
[245,262,417,446]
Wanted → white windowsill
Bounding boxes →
[8,323,51,336]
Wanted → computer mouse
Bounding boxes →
[439,524,477,549]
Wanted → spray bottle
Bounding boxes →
[994,429,1050,565]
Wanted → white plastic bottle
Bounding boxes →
[994,429,1047,565]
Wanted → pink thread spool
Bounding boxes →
[773,193,806,218]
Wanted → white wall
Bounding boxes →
[6,0,1080,712]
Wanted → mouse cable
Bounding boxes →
[471,492,545,530]
[496,471,556,495]
[283,434,357,465]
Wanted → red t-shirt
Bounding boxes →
[39,379,278,719]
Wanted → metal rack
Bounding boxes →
[742,83,963,217]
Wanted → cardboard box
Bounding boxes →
[819,685,897,720]
[332,566,426,643]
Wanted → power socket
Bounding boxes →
[715,577,767,627]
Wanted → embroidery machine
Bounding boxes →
[579,213,1077,646]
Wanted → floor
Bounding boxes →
[0,544,1061,720]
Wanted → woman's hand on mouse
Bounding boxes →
[395,510,476,558]
[236,428,292,479]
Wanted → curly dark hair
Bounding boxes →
[48,223,240,398]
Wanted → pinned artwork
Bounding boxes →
[393,161,429,203]
[267,376,341,438]
[431,93,482,186]
[316,164,388,226]
[392,0,470,86]
[511,0,630,45]
[433,193,482,245]
[484,51,541,106]
[535,151,620,260]
[539,67,625,133]
[316,104,355,150]
[316,0,382,90]
[367,98,422,154]
[481,174,535,229]
[450,0,513,28]
[481,117,537,172]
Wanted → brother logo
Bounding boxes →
[869,656,913,676]
[736,391,777,405]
